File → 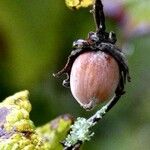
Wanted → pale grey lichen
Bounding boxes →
[64,117,94,147]
[88,104,108,125]
[64,101,110,148]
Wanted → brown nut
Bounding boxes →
[70,51,120,110]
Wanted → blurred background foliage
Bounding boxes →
[0,0,149,149]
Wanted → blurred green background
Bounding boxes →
[0,0,149,149]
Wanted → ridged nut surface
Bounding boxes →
[70,51,120,110]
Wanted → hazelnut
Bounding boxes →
[70,51,120,110]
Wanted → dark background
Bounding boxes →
[0,0,149,149]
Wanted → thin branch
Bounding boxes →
[63,92,124,149]
[94,0,106,32]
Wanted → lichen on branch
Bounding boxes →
[0,91,73,150]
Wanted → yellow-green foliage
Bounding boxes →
[0,91,73,150]
[65,0,93,9]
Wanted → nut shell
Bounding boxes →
[70,51,120,110]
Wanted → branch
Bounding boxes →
[0,91,73,150]
[63,93,123,149]
[94,0,106,32]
